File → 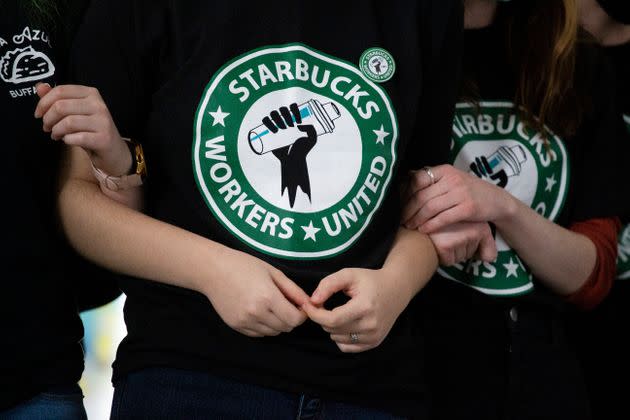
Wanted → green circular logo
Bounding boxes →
[439,102,570,296]
[359,47,396,83]
[193,43,399,259]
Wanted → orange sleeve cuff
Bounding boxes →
[565,217,621,311]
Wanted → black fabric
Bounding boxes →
[421,19,627,420]
[569,281,630,420]
[567,41,630,420]
[420,281,591,420]
[0,0,118,410]
[607,42,630,120]
[70,0,463,417]
[597,0,630,24]
[605,42,630,222]
[567,42,629,223]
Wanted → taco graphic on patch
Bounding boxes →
[0,46,55,84]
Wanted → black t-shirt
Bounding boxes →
[607,42,630,121]
[418,21,628,420]
[566,40,630,420]
[421,23,628,325]
[607,42,630,279]
[0,0,116,410]
[70,0,462,415]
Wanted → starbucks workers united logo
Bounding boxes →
[359,48,396,83]
[439,102,569,296]
[193,44,398,259]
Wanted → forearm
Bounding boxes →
[58,152,230,294]
[381,227,439,299]
[495,198,597,295]
[97,183,143,211]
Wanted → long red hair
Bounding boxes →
[506,0,581,137]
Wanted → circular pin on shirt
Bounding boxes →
[360,47,396,83]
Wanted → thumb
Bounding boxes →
[311,269,354,306]
[477,226,498,262]
[297,124,317,140]
[36,82,52,98]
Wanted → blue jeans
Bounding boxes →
[0,384,87,420]
[111,368,408,419]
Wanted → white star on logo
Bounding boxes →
[503,258,520,278]
[373,125,390,145]
[301,221,321,242]
[545,174,557,192]
[209,106,230,127]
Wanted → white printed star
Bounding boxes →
[301,221,321,242]
[503,258,520,278]
[209,106,230,127]
[373,125,390,145]
[545,174,558,192]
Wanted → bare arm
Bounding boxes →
[303,227,438,352]
[404,165,596,295]
[36,84,143,210]
[59,146,217,287]
[58,145,309,337]
[381,226,439,297]
[493,197,596,295]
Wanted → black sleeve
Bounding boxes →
[51,0,90,81]
[401,0,463,172]
[54,0,125,312]
[69,257,122,313]
[66,0,148,310]
[69,0,151,138]
[567,51,630,223]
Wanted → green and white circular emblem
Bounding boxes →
[359,47,396,83]
[193,43,398,259]
[438,101,570,296]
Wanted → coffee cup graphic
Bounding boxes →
[471,145,527,177]
[485,145,527,177]
[248,99,341,155]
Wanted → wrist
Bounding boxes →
[92,136,134,176]
[380,259,422,301]
[91,138,146,192]
[197,242,241,299]
[382,229,437,298]
[494,190,520,227]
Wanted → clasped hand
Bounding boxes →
[205,249,409,354]
[33,85,412,354]
[401,164,509,266]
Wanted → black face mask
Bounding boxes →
[597,0,630,25]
